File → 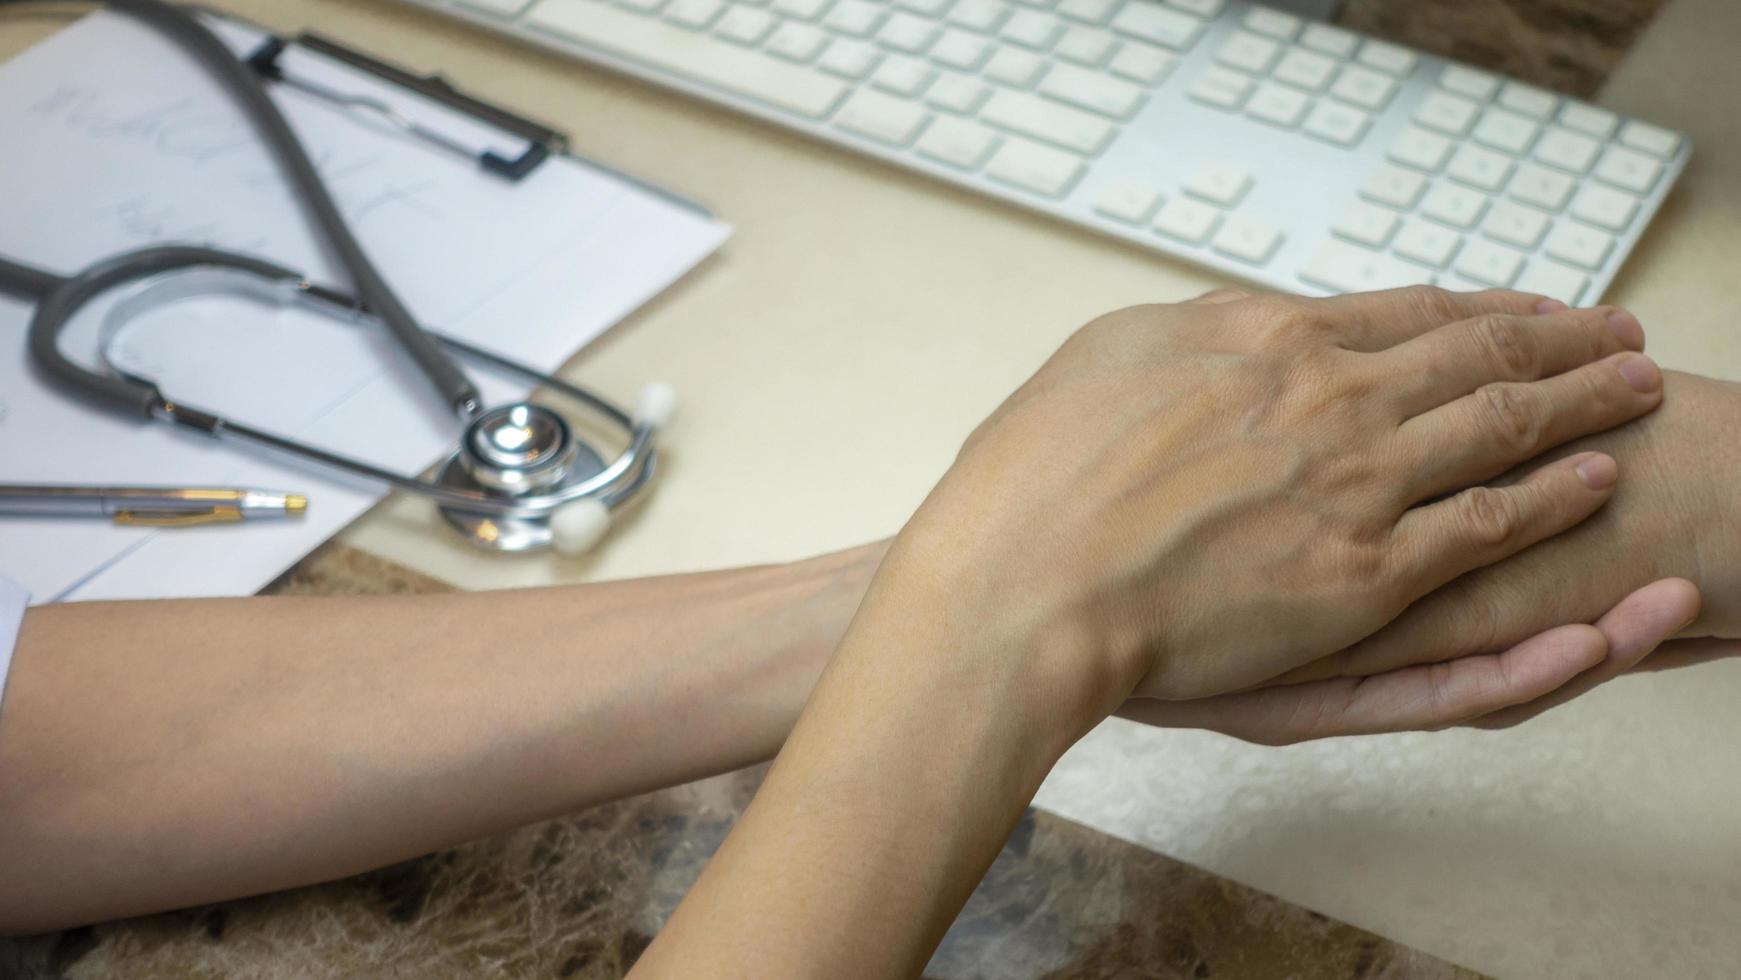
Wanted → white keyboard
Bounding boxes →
[395,0,1691,304]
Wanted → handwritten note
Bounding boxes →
[0,11,730,602]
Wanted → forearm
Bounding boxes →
[0,541,883,933]
[631,556,1112,978]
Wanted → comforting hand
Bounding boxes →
[1273,370,1741,722]
[887,286,1663,706]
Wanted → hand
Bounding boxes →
[1119,578,1699,744]
[885,286,1663,708]
[1271,371,1741,718]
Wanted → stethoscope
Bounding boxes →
[0,0,669,554]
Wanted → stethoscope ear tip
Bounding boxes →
[633,382,677,430]
[550,498,612,557]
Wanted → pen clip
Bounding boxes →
[113,507,244,528]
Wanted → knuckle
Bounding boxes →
[1399,284,1461,324]
[1476,382,1543,455]
[1459,485,1527,551]
[1470,314,1539,378]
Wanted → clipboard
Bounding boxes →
[0,8,732,603]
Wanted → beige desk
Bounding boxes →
[37,0,1741,974]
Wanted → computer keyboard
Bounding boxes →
[392,0,1692,304]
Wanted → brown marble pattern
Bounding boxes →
[2,545,1483,979]
[1336,0,1669,98]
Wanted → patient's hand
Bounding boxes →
[1274,370,1741,700]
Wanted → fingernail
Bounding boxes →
[1607,309,1645,350]
[1618,353,1661,393]
[1576,454,1618,490]
[1535,298,1569,313]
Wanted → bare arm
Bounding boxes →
[0,541,883,933]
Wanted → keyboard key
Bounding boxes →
[1330,65,1398,111]
[1054,25,1117,65]
[767,22,828,61]
[1246,82,1309,128]
[1301,100,1371,146]
[1183,163,1253,205]
[1357,39,1417,77]
[1454,238,1525,286]
[1300,239,1433,292]
[1543,220,1615,269]
[947,0,1011,32]
[715,6,775,42]
[927,73,991,112]
[1470,106,1540,155]
[1242,5,1301,40]
[1498,82,1557,119]
[984,45,1046,86]
[1166,0,1226,16]
[824,0,886,36]
[1508,162,1576,211]
[1593,145,1665,194]
[871,54,935,95]
[1216,30,1281,74]
[1188,65,1255,109]
[1569,184,1640,231]
[1361,163,1427,208]
[1214,214,1284,263]
[916,115,1000,168]
[817,38,881,78]
[980,89,1114,153]
[1413,91,1481,136]
[458,0,532,14]
[1058,0,1119,23]
[1108,42,1176,84]
[1152,196,1221,243]
[1482,200,1552,249]
[1445,144,1514,191]
[1419,182,1487,228]
[984,135,1085,196]
[834,88,931,144]
[1299,23,1357,59]
[771,0,832,18]
[1389,126,1452,171]
[1040,62,1144,117]
[930,29,993,69]
[1533,127,1601,174]
[529,2,849,117]
[1110,2,1205,50]
[665,0,725,28]
[878,12,941,52]
[1438,64,1499,101]
[1002,9,1064,48]
[1515,258,1590,305]
[1093,180,1162,223]
[1332,201,1400,247]
[1272,48,1337,91]
[1618,120,1681,158]
[1559,102,1618,140]
[1392,218,1461,267]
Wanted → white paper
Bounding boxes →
[0,11,731,602]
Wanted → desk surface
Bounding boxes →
[7,0,1739,976]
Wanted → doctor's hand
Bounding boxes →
[1265,370,1741,725]
[886,285,1664,710]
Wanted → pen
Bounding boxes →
[0,485,308,527]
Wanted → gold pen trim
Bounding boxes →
[113,507,245,528]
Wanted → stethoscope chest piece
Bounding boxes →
[435,402,608,553]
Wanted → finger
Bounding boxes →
[1390,451,1618,602]
[1396,352,1662,501]
[1468,578,1699,730]
[1378,306,1644,417]
[1629,637,1741,673]
[1308,285,1565,352]
[1118,623,1607,745]
[1188,287,1257,305]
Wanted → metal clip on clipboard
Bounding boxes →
[242,29,568,182]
